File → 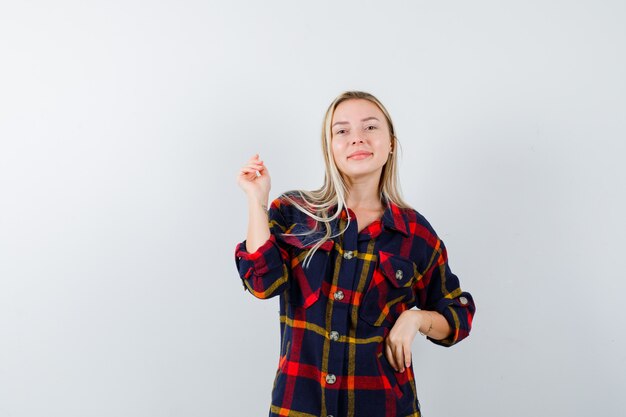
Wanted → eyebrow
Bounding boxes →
[332,117,380,128]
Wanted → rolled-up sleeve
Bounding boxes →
[234,199,290,300]
[418,238,476,347]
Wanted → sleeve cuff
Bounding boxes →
[427,292,475,347]
[235,234,285,279]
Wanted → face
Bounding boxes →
[330,99,392,182]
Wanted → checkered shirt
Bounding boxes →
[235,192,475,417]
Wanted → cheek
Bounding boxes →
[374,135,391,153]
[384,141,391,155]
[331,139,343,160]
[331,140,348,172]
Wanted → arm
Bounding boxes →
[384,309,451,372]
[411,309,451,341]
[418,238,475,347]
[385,221,475,372]
[238,153,271,254]
[245,196,271,253]
[234,154,290,299]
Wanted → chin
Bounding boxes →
[342,168,380,180]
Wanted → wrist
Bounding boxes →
[418,311,433,336]
[247,195,269,209]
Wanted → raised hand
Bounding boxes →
[237,153,271,204]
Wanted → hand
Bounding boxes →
[384,310,424,373]
[237,154,271,203]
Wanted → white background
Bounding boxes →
[1,1,625,416]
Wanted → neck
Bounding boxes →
[344,175,383,210]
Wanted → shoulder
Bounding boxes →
[268,190,315,225]
[399,206,441,246]
[267,191,326,246]
[269,190,308,213]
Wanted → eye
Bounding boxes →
[365,125,377,131]
[335,129,347,135]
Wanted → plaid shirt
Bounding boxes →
[235,193,475,417]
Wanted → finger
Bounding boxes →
[394,344,405,373]
[241,165,264,176]
[240,167,259,176]
[239,169,260,180]
[385,343,399,372]
[244,162,265,170]
[403,343,412,369]
[251,166,265,177]
[243,161,264,169]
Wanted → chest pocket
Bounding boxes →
[359,251,420,327]
[286,239,334,308]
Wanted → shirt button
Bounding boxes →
[395,269,404,280]
[333,290,344,301]
[459,296,468,305]
[326,373,336,384]
[329,331,339,341]
[343,250,354,260]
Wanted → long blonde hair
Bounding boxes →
[283,91,411,266]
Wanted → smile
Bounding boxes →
[347,151,373,160]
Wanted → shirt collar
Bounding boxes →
[336,198,409,237]
[380,198,409,237]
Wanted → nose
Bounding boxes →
[351,136,364,145]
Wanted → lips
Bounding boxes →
[347,151,373,160]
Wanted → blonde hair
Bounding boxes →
[283,91,411,266]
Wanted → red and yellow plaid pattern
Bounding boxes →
[235,192,475,416]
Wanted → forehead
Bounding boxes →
[332,99,384,122]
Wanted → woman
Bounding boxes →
[235,91,475,417]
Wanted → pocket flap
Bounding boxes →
[377,251,417,288]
